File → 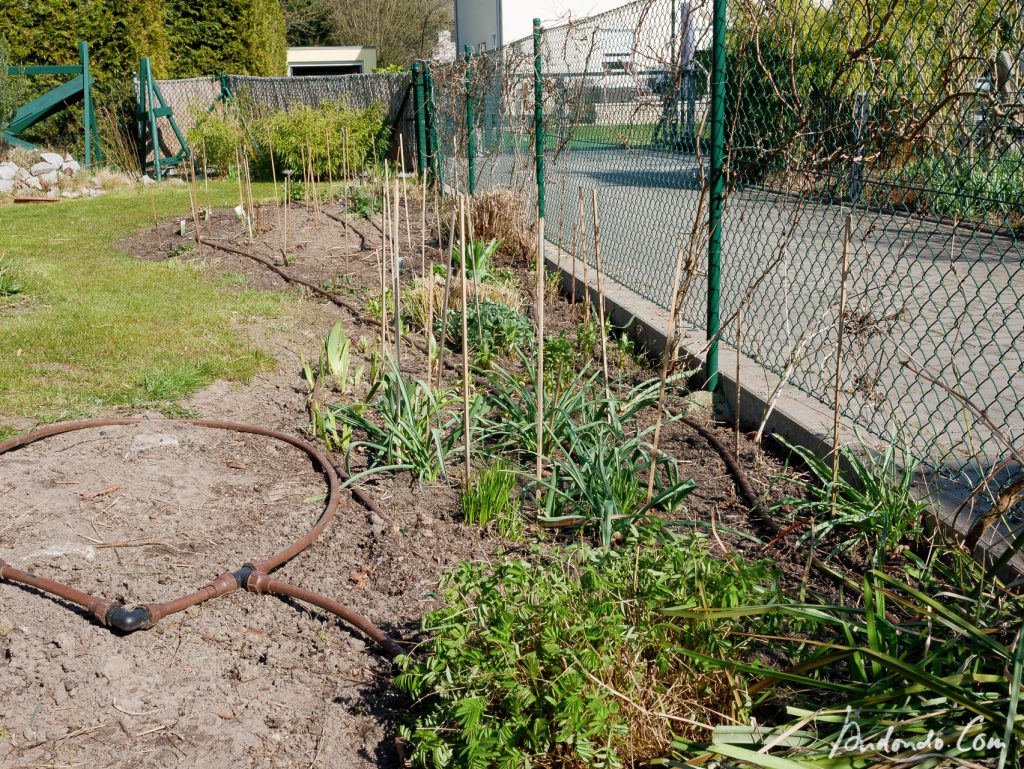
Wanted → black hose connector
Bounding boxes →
[105,605,152,633]
[233,565,256,589]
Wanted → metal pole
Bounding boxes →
[424,62,443,190]
[706,0,726,391]
[412,63,427,176]
[79,41,93,167]
[465,46,476,195]
[533,17,545,485]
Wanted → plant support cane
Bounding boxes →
[459,196,472,483]
[591,189,610,402]
[831,213,853,510]
[533,17,546,486]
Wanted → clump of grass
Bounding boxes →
[136,361,219,400]
[341,185,381,219]
[0,254,23,297]
[462,459,522,538]
[771,436,926,561]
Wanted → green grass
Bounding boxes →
[0,181,288,424]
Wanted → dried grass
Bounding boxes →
[404,273,523,331]
[470,189,535,263]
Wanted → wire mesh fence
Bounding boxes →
[425,0,1024,508]
[152,72,416,167]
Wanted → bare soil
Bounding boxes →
[2,193,811,768]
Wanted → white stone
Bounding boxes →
[0,179,13,194]
[30,161,60,176]
[14,166,31,182]
[39,170,59,187]
[40,152,65,167]
[0,163,17,181]
[61,160,81,175]
[60,190,80,199]
[89,177,102,189]
[21,175,42,191]
[141,174,155,185]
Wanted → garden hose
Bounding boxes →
[0,417,405,658]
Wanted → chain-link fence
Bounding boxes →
[151,72,416,167]
[425,0,1024,508]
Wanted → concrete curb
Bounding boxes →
[542,241,1023,577]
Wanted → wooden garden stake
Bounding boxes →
[235,145,251,240]
[201,138,211,218]
[577,187,589,323]
[380,176,390,354]
[187,156,201,244]
[459,196,472,483]
[268,136,281,236]
[735,306,742,460]
[466,202,483,343]
[591,189,610,401]
[399,135,412,251]
[645,244,688,505]
[393,178,402,367]
[435,206,458,390]
[326,126,333,202]
[831,213,853,510]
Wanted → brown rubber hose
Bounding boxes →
[197,237,446,367]
[0,417,405,657]
[248,571,403,658]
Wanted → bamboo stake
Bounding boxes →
[591,189,610,401]
[380,172,390,355]
[326,126,333,203]
[577,187,589,323]
[399,135,412,251]
[535,214,545,485]
[435,206,458,390]
[283,172,290,257]
[831,213,853,509]
[735,307,742,460]
[186,156,201,245]
[570,207,578,305]
[235,145,251,240]
[201,138,211,219]
[459,196,472,484]
[393,178,402,367]
[243,153,256,234]
[268,136,281,237]
[645,245,688,505]
[466,201,483,344]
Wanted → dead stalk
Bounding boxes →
[591,189,610,402]
[436,206,458,389]
[393,178,402,367]
[831,213,853,508]
[459,196,472,484]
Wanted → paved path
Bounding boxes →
[472,146,1024,487]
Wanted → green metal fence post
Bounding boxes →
[465,46,476,195]
[79,41,95,166]
[424,62,443,190]
[533,19,544,219]
[412,63,427,176]
[705,0,726,391]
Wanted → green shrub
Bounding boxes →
[397,528,779,769]
[188,104,246,174]
[256,100,390,180]
[0,34,27,129]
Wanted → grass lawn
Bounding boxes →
[0,181,289,436]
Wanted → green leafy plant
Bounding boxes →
[576,314,599,359]
[771,436,927,560]
[452,238,502,282]
[342,185,382,219]
[462,459,521,539]
[322,320,364,395]
[668,547,1024,767]
[438,300,533,361]
[396,528,779,769]
[330,357,479,483]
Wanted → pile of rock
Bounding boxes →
[0,152,87,197]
